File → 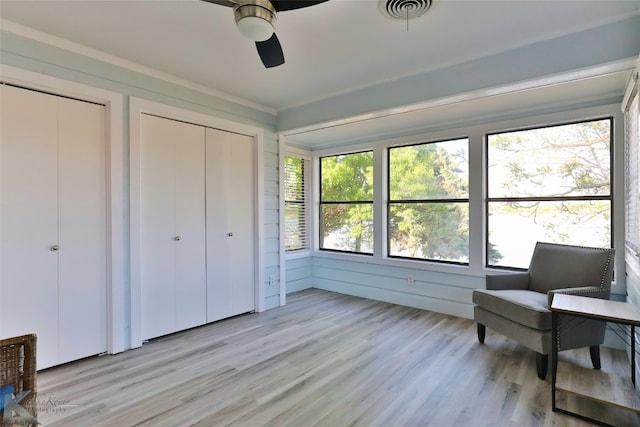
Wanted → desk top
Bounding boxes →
[551,293,640,326]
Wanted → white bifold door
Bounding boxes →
[139,115,255,341]
[0,84,107,369]
[140,114,207,340]
[206,128,255,322]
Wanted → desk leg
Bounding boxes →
[552,311,558,411]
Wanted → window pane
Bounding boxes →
[488,200,611,268]
[320,151,374,254]
[487,118,612,269]
[284,155,308,252]
[321,204,373,253]
[389,202,469,263]
[488,120,611,198]
[321,152,373,202]
[390,139,468,200]
[284,156,304,202]
[285,203,305,251]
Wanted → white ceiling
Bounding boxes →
[1,0,639,113]
[1,0,639,150]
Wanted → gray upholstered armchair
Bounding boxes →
[472,242,614,380]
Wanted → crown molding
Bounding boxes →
[1,19,277,116]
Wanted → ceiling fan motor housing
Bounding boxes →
[234,0,277,42]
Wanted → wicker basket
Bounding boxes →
[1,334,37,426]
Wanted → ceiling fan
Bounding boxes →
[201,0,329,68]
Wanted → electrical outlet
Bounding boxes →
[407,275,415,285]
[269,275,276,286]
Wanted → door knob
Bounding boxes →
[51,245,60,251]
[174,236,181,241]
[227,232,233,237]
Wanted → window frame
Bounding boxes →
[485,117,614,270]
[387,138,470,265]
[319,150,374,255]
[305,104,621,282]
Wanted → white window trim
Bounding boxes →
[278,138,314,305]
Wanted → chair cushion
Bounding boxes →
[472,289,551,330]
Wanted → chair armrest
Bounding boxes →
[547,286,610,309]
[485,272,529,290]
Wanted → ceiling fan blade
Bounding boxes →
[200,0,235,8]
[256,33,284,68]
[270,0,329,12]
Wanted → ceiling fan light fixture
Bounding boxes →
[234,0,277,42]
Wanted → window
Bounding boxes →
[319,151,374,254]
[284,155,309,252]
[487,119,612,269]
[388,138,469,263]
[625,88,639,254]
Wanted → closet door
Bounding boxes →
[140,114,206,340]
[57,97,107,362]
[206,128,255,321]
[0,85,60,369]
[0,84,108,369]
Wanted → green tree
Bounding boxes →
[389,141,479,262]
[320,152,374,253]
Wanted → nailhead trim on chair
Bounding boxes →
[551,244,613,351]
[599,249,613,289]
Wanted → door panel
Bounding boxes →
[206,128,255,321]
[57,97,107,362]
[174,124,206,331]
[140,114,207,338]
[140,114,177,339]
[205,128,233,321]
[229,135,255,314]
[0,85,60,369]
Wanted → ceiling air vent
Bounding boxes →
[379,0,433,20]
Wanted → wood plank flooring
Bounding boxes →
[32,289,640,426]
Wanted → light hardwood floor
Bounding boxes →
[33,289,640,426]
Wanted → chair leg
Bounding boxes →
[590,345,601,370]
[477,323,486,343]
[536,353,548,380]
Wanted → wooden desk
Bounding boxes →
[551,294,640,426]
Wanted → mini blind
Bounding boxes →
[284,155,309,252]
[625,86,639,254]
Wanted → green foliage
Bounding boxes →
[320,152,374,253]
[388,140,471,262]
[318,141,482,262]
[321,152,373,201]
